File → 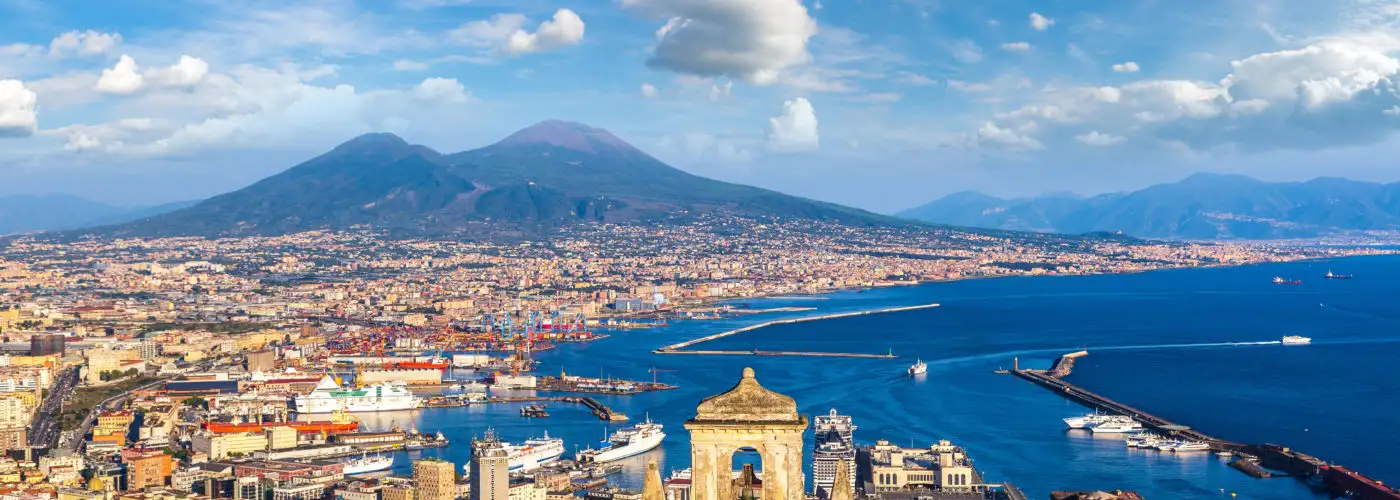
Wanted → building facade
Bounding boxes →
[470,432,510,500]
[414,458,456,500]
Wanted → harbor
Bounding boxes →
[418,395,630,422]
[1012,350,1400,498]
[656,349,896,359]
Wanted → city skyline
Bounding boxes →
[5,1,1400,212]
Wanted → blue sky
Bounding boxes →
[3,0,1400,212]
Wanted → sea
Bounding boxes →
[359,254,1400,499]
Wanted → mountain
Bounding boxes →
[0,194,199,235]
[898,173,1400,239]
[96,121,897,238]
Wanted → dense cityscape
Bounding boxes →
[0,218,1387,500]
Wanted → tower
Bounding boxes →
[685,367,807,500]
[414,458,455,500]
[469,430,510,500]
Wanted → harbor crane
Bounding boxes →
[648,367,676,385]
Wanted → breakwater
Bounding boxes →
[654,302,940,356]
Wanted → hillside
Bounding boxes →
[899,173,1400,239]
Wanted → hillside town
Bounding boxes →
[0,218,1386,500]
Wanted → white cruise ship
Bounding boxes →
[1282,335,1312,345]
[502,432,565,472]
[575,418,665,464]
[341,454,394,475]
[294,376,420,414]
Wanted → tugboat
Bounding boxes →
[520,404,550,418]
[1325,270,1353,280]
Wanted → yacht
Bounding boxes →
[907,359,927,376]
[1063,412,1115,429]
[1125,434,1162,448]
[1282,335,1312,345]
[1089,419,1144,434]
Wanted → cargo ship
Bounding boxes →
[205,409,360,434]
[1325,270,1353,280]
[390,356,449,371]
[294,376,420,413]
[1272,276,1302,285]
[575,418,665,464]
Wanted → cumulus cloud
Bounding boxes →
[450,9,585,56]
[96,55,144,95]
[641,83,659,98]
[947,80,994,93]
[1112,61,1140,73]
[0,80,38,137]
[709,81,732,102]
[951,40,983,63]
[146,56,210,87]
[1001,42,1031,52]
[767,97,819,152]
[49,30,122,56]
[969,40,1400,152]
[622,0,818,85]
[975,122,1043,150]
[1076,131,1125,146]
[394,60,429,71]
[1029,13,1055,31]
[412,77,470,103]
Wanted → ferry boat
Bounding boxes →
[1063,412,1117,429]
[1088,419,1144,434]
[1282,335,1312,345]
[575,418,666,464]
[1325,270,1353,280]
[1272,276,1302,285]
[294,376,420,413]
[502,432,566,472]
[341,454,394,475]
[907,359,927,376]
[1159,441,1210,452]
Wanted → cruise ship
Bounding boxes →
[501,432,566,472]
[1282,335,1312,345]
[812,409,857,499]
[341,454,394,475]
[294,376,420,413]
[575,418,665,464]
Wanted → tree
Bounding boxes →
[183,396,209,410]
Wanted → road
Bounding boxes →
[56,358,221,453]
[28,367,78,448]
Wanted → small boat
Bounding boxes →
[907,359,927,376]
[1282,335,1312,345]
[1125,434,1162,448]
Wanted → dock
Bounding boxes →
[1012,352,1400,499]
[653,302,939,357]
[470,396,628,422]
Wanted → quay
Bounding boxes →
[656,349,896,359]
[1012,352,1400,499]
[654,302,939,354]
[428,395,630,422]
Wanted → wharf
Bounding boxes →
[535,376,677,394]
[654,302,939,355]
[657,349,896,359]
[469,396,629,422]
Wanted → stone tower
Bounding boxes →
[685,367,808,500]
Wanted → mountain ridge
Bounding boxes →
[899,174,1400,239]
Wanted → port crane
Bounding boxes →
[648,367,676,385]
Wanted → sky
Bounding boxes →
[5,0,1400,213]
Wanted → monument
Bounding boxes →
[685,367,808,500]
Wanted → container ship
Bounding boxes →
[294,376,420,413]
[205,409,359,434]
[575,418,665,464]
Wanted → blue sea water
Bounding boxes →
[364,254,1400,499]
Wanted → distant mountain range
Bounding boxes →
[0,195,199,235]
[92,120,896,238]
[899,173,1400,239]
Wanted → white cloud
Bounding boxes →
[849,92,902,103]
[622,0,818,85]
[146,56,210,87]
[709,81,732,102]
[947,80,994,92]
[1029,13,1055,31]
[393,60,430,71]
[413,78,471,104]
[1076,131,1125,146]
[895,72,937,86]
[451,9,585,56]
[641,83,659,98]
[96,55,144,95]
[976,122,1043,150]
[0,80,38,138]
[1112,61,1141,73]
[767,97,819,152]
[48,30,122,56]
[1001,42,1031,52]
[951,40,983,63]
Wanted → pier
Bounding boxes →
[653,302,939,357]
[1012,352,1400,498]
[453,396,630,422]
